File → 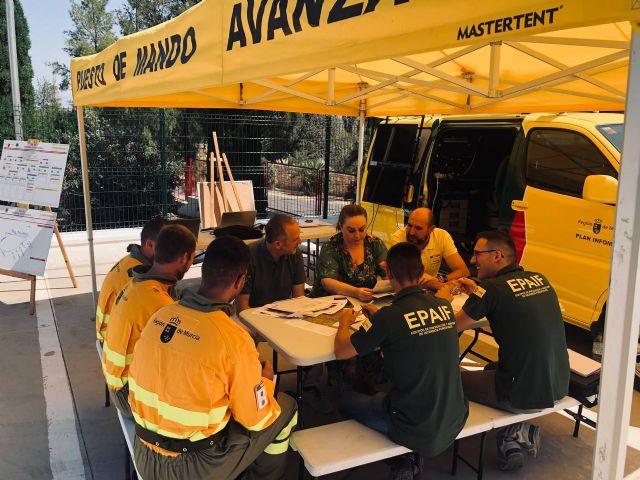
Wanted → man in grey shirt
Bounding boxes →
[236,214,306,312]
[236,214,329,412]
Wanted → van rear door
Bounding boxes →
[512,124,618,329]
[361,119,433,243]
[423,119,522,257]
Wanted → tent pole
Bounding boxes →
[592,27,640,480]
[356,99,366,204]
[76,106,98,312]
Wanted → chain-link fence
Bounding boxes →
[2,106,378,231]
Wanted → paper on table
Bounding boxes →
[372,279,392,293]
[450,294,468,312]
[297,218,329,227]
[372,291,394,300]
[284,319,336,336]
[255,307,302,319]
[267,296,347,316]
[332,313,367,331]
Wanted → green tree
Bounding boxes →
[65,0,116,57]
[117,0,200,35]
[34,78,60,111]
[49,0,116,90]
[0,0,34,139]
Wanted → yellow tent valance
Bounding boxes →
[71,0,640,115]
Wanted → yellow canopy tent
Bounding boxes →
[71,1,638,115]
[72,3,640,479]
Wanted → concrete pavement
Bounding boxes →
[2,227,640,479]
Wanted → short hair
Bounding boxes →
[476,230,516,260]
[337,204,367,230]
[141,217,167,245]
[201,236,250,289]
[153,225,196,264]
[266,214,297,243]
[422,209,436,228]
[387,242,423,283]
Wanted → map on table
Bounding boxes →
[0,140,70,207]
[0,206,57,276]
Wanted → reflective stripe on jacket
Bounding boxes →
[101,267,175,390]
[95,245,147,341]
[128,296,280,456]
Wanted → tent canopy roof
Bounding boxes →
[71,1,640,116]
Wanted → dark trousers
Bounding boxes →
[339,391,389,436]
[111,384,132,418]
[134,393,298,480]
[461,370,540,444]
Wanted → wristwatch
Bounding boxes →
[437,273,447,283]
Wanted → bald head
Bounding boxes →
[405,208,436,249]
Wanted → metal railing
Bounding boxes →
[1,106,377,230]
[266,162,355,217]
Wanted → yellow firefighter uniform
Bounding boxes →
[128,289,298,480]
[95,244,149,342]
[101,265,176,416]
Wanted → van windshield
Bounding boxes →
[596,124,624,152]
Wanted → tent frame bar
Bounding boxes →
[592,27,640,480]
[76,106,98,311]
[230,39,629,113]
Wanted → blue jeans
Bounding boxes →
[339,391,389,436]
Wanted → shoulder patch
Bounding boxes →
[160,323,177,343]
[473,286,486,298]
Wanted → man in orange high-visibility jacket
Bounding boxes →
[102,224,196,417]
[95,217,166,342]
[129,237,297,480]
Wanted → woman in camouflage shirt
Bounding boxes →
[311,204,387,301]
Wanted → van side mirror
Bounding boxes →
[582,175,617,205]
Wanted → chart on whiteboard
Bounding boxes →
[0,206,57,276]
[0,140,69,207]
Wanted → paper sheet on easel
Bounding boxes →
[198,180,255,228]
[0,206,56,276]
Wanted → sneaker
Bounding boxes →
[514,423,541,458]
[497,439,524,471]
[388,453,422,480]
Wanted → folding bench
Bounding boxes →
[291,396,583,479]
[96,340,141,479]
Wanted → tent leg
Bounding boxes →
[356,107,365,204]
[76,106,98,313]
[592,27,640,480]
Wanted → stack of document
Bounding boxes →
[372,279,393,299]
[257,296,348,318]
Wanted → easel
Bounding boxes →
[200,132,244,228]
[0,267,36,314]
[0,139,77,315]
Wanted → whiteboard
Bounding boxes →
[0,140,70,207]
[0,206,57,276]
